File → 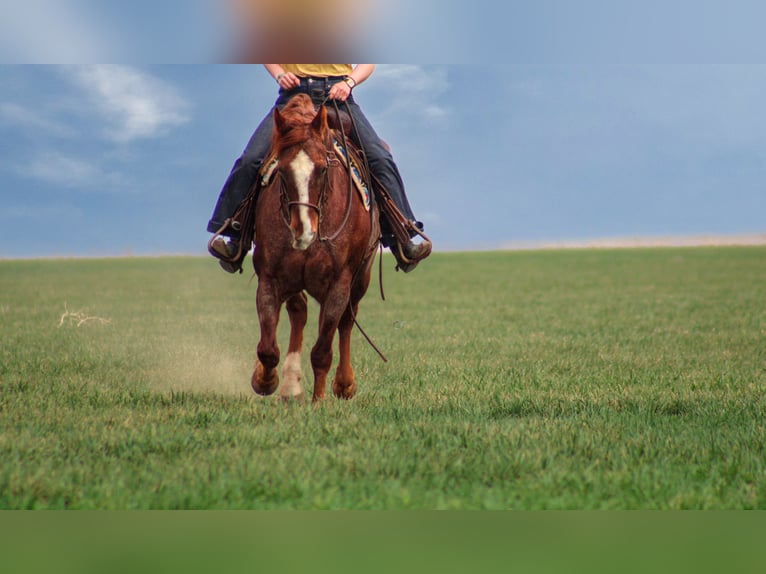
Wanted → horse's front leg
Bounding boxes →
[332,303,358,400]
[252,278,281,396]
[310,282,351,402]
[333,255,375,400]
[279,292,308,403]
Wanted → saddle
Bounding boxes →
[325,105,353,136]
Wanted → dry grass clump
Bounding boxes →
[58,303,111,328]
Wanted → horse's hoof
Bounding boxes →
[251,360,279,396]
[332,379,357,400]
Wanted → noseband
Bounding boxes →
[283,167,326,217]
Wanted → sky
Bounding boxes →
[1,64,765,258]
[3,1,766,64]
[1,3,765,258]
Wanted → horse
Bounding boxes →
[250,94,380,402]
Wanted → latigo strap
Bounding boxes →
[371,173,432,265]
[207,182,259,274]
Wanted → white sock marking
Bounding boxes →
[280,352,303,397]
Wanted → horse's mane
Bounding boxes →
[271,94,327,153]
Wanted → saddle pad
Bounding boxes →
[332,139,371,212]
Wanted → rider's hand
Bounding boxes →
[277,72,300,90]
[328,80,352,102]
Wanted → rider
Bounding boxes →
[208,64,431,273]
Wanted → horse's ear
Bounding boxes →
[273,106,286,134]
[311,105,328,135]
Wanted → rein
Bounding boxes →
[321,99,355,243]
[329,99,387,362]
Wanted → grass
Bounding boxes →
[0,247,764,509]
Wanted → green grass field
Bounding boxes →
[1,247,764,509]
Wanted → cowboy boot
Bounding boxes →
[209,237,241,274]
[395,237,432,273]
[389,221,432,273]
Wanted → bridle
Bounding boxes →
[276,117,356,244]
[280,164,326,223]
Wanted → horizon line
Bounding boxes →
[2,233,766,261]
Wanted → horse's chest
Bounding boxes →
[267,248,333,297]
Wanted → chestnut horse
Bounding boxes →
[251,94,380,402]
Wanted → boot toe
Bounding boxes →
[209,237,241,273]
[403,239,432,260]
[395,239,432,273]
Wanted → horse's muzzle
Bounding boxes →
[288,200,320,251]
[292,230,316,251]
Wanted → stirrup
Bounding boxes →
[392,224,432,273]
[207,219,247,274]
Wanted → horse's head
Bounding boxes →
[272,95,331,251]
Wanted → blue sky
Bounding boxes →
[4,1,766,64]
[1,64,765,258]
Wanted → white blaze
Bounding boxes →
[289,150,315,249]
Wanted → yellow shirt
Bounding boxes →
[280,64,353,78]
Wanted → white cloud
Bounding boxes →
[372,65,451,125]
[23,151,126,190]
[376,65,449,92]
[68,65,191,142]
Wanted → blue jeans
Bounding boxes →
[207,78,417,240]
